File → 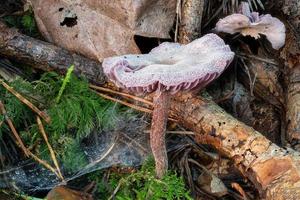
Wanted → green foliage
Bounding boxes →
[0,71,125,173]
[42,72,117,140]
[90,159,192,200]
[0,79,34,134]
[21,14,37,34]
[56,65,74,103]
[3,10,38,36]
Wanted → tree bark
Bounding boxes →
[171,93,300,200]
[280,26,300,141]
[0,21,106,85]
[273,1,300,141]
[179,0,205,43]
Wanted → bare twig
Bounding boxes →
[0,79,51,123]
[174,0,182,42]
[236,53,278,65]
[240,59,257,96]
[95,92,153,113]
[36,116,64,180]
[90,84,153,106]
[0,101,29,157]
[95,91,177,122]
[27,150,60,178]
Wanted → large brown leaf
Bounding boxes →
[30,0,176,61]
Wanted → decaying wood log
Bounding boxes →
[271,1,300,142]
[280,27,300,142]
[0,21,106,85]
[1,20,300,200]
[171,93,300,200]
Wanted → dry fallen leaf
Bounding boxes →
[30,0,177,61]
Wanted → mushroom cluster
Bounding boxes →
[215,2,286,50]
[103,33,234,178]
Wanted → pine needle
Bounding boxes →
[94,91,177,122]
[0,79,51,123]
[89,84,153,106]
[36,116,64,181]
[95,92,153,114]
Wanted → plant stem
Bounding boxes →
[150,91,170,178]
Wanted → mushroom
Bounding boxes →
[102,33,234,178]
[215,2,286,50]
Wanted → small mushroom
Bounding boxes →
[215,2,286,50]
[102,33,234,178]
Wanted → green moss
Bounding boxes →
[89,159,192,200]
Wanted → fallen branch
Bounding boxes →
[171,93,300,199]
[0,21,106,85]
[269,2,300,141]
[94,91,177,122]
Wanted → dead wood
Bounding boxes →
[231,82,281,145]
[0,21,106,85]
[1,20,300,200]
[178,0,205,43]
[278,23,300,142]
[237,48,284,109]
[281,0,300,42]
[269,1,300,142]
[171,93,300,200]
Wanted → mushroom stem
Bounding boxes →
[150,90,170,178]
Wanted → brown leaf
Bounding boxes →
[30,0,176,61]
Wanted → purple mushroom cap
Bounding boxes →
[215,2,286,50]
[103,33,234,94]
